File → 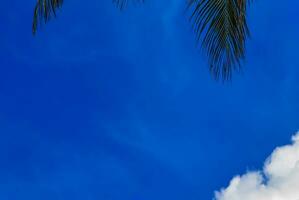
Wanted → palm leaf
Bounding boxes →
[32,0,144,34]
[32,0,63,34]
[31,0,252,80]
[188,0,251,80]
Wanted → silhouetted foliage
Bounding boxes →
[188,0,251,80]
[32,0,252,80]
[32,0,63,35]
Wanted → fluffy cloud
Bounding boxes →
[215,131,299,200]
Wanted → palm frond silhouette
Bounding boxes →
[188,0,251,79]
[32,0,251,80]
[32,0,63,35]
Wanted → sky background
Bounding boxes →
[0,0,298,199]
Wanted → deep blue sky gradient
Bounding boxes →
[0,0,298,199]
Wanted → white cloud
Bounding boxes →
[215,131,299,200]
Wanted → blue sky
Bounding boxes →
[0,0,298,199]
